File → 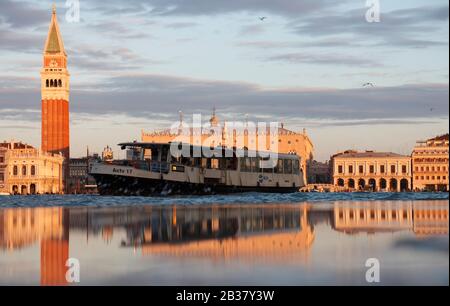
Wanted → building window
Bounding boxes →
[22,165,27,176]
[31,165,36,176]
[402,165,407,174]
[13,165,18,176]
[370,165,375,174]
[0,172,4,182]
[348,165,354,174]
[390,165,396,174]
[0,156,3,163]
[359,165,364,174]
[380,165,385,174]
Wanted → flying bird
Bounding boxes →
[363,82,374,87]
[430,107,434,112]
[259,17,267,21]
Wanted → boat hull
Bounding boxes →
[92,173,299,196]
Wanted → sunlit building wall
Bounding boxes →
[412,134,449,192]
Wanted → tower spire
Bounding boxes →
[44,4,66,55]
[209,106,219,127]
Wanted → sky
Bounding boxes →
[0,0,448,161]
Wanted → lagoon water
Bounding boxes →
[0,193,448,286]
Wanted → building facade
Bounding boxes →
[141,111,314,183]
[68,158,88,194]
[0,141,64,195]
[41,6,70,190]
[331,150,412,192]
[307,160,331,184]
[67,151,102,194]
[412,134,449,192]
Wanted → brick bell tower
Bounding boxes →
[41,5,70,191]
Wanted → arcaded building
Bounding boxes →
[0,141,64,195]
[412,134,449,192]
[331,150,412,192]
[141,111,314,183]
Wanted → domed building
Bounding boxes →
[141,109,314,183]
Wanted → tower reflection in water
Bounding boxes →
[0,207,69,286]
[0,201,448,285]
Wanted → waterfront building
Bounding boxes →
[141,110,314,183]
[41,6,70,190]
[67,157,97,194]
[411,134,449,192]
[307,160,331,184]
[330,150,412,192]
[67,149,101,194]
[0,141,64,195]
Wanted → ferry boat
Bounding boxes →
[90,142,304,196]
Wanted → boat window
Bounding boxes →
[207,158,220,169]
[260,157,273,173]
[240,157,252,172]
[144,149,152,160]
[246,157,252,172]
[151,148,159,161]
[275,159,283,174]
[219,158,227,170]
[227,158,238,170]
[283,159,293,174]
[161,146,169,162]
[293,160,300,174]
[251,157,260,172]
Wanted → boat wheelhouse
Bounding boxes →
[90,142,304,196]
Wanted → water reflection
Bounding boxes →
[0,201,448,285]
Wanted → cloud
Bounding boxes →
[0,0,48,28]
[67,45,159,72]
[87,21,151,39]
[89,0,345,18]
[239,24,266,36]
[165,22,198,29]
[289,5,449,48]
[0,74,447,123]
[0,27,41,52]
[267,53,379,67]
